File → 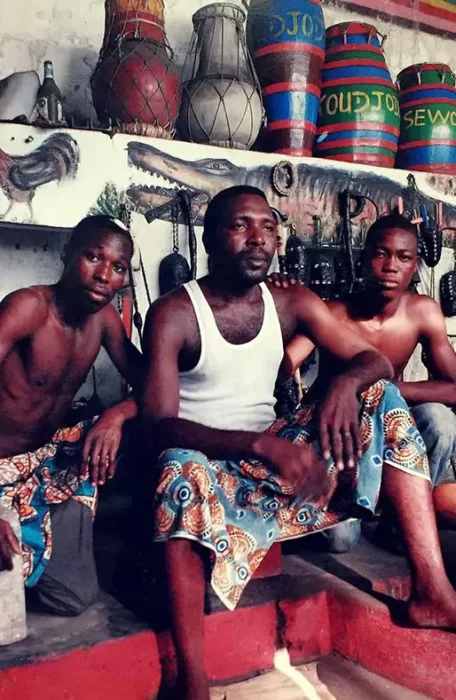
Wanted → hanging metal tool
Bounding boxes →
[404,174,443,269]
[339,191,366,293]
[309,216,334,300]
[179,189,198,280]
[270,207,289,274]
[419,200,443,269]
[440,228,456,317]
[286,223,310,285]
[158,200,192,296]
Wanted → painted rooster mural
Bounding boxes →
[0,133,80,221]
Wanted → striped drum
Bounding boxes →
[246,0,325,156]
[396,63,456,174]
[315,22,400,167]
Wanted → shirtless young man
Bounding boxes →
[282,213,456,548]
[142,188,456,700]
[0,215,143,617]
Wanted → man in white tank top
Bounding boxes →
[141,187,456,699]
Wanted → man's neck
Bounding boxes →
[350,290,403,323]
[202,272,262,302]
[52,282,88,328]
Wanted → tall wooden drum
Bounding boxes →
[247,0,325,156]
[315,22,400,167]
[396,63,456,174]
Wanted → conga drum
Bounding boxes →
[91,0,181,136]
[315,22,400,167]
[396,63,456,174]
[246,0,325,156]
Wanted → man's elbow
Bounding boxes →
[140,412,177,453]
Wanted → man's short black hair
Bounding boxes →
[365,214,418,251]
[202,185,270,253]
[66,215,134,258]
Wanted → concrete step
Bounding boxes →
[215,654,430,700]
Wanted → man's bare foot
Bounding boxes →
[408,586,456,630]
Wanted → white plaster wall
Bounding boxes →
[1,1,455,123]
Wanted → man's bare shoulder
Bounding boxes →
[0,285,50,321]
[326,299,349,319]
[144,286,195,341]
[268,281,322,310]
[404,292,445,326]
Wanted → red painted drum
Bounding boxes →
[246,0,325,157]
[396,63,456,174]
[315,22,400,168]
[103,0,167,44]
[91,0,181,136]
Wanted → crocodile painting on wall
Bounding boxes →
[125,139,456,248]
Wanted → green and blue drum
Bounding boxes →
[396,63,456,174]
[315,22,400,167]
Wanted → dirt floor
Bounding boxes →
[214,653,431,700]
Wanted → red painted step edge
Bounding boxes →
[329,581,456,700]
[0,631,161,700]
[278,591,332,664]
[2,561,455,700]
[157,602,278,688]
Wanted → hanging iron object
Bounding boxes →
[179,190,198,279]
[419,202,443,268]
[309,251,334,300]
[308,216,333,300]
[440,229,456,317]
[440,271,456,317]
[158,201,191,295]
[333,249,351,299]
[270,208,289,275]
[353,253,365,294]
[285,224,310,285]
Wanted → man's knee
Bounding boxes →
[321,519,361,553]
[31,575,98,617]
[30,499,98,616]
[412,403,456,452]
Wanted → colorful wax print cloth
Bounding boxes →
[154,380,429,610]
[0,420,97,587]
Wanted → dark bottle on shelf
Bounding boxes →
[36,61,64,125]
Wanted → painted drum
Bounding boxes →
[396,63,456,174]
[103,0,167,45]
[91,0,181,135]
[315,22,400,168]
[247,0,325,157]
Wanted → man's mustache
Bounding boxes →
[238,250,272,263]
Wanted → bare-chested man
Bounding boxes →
[282,213,456,549]
[142,188,456,700]
[0,215,143,617]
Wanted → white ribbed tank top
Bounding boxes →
[179,280,284,432]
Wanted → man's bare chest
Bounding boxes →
[10,322,102,393]
[348,317,419,371]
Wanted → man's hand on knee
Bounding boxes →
[254,434,335,505]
